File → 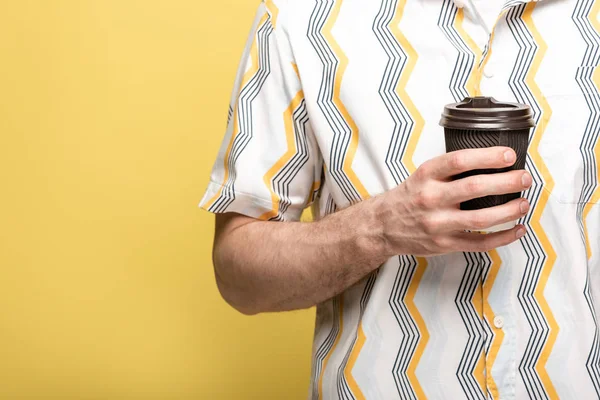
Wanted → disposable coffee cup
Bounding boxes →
[439,96,536,232]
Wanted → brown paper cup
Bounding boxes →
[440,97,535,232]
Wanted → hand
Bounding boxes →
[374,147,531,257]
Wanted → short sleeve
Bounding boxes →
[200,0,323,222]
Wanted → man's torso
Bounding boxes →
[273,0,600,398]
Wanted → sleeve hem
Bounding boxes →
[199,180,305,221]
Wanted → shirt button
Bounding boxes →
[484,66,494,78]
[494,316,505,329]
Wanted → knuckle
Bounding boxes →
[500,232,518,247]
[414,191,427,208]
[502,175,519,192]
[415,189,439,209]
[431,235,447,249]
[465,176,483,194]
[421,215,439,234]
[469,213,489,230]
[449,152,465,171]
[414,163,431,181]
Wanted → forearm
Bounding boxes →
[211,147,530,314]
[213,197,391,315]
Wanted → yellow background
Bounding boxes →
[0,1,315,398]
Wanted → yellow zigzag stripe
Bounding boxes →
[522,4,559,399]
[321,1,370,397]
[398,1,425,174]
[318,296,344,400]
[405,258,430,399]
[259,88,304,220]
[345,324,366,400]
[300,179,321,222]
[265,0,279,28]
[289,61,320,223]
[391,0,429,397]
[323,0,370,201]
[483,250,505,398]
[471,280,487,395]
[474,351,487,395]
[203,11,271,210]
[583,0,600,260]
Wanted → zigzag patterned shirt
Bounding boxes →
[200,0,600,398]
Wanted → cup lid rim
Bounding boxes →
[440,96,536,130]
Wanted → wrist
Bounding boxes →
[353,195,395,264]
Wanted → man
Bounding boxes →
[200,0,600,398]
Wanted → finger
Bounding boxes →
[444,170,532,204]
[444,198,529,232]
[447,224,527,252]
[424,147,517,180]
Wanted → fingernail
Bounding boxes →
[520,200,530,214]
[504,150,516,163]
[516,228,526,238]
[522,173,532,188]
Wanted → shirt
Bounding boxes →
[199,0,600,398]
[472,0,506,30]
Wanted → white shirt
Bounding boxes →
[201,0,600,398]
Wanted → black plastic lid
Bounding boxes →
[440,96,536,130]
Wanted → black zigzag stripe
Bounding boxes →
[572,0,600,394]
[479,253,495,400]
[503,0,529,11]
[438,0,474,102]
[311,295,342,400]
[209,16,275,213]
[438,1,487,397]
[506,6,551,399]
[372,0,426,398]
[336,274,378,400]
[373,0,413,185]
[326,193,338,215]
[307,0,362,204]
[455,252,487,400]
[268,99,311,221]
[227,105,233,126]
[389,255,420,400]
[310,194,340,400]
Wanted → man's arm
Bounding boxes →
[212,147,532,315]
